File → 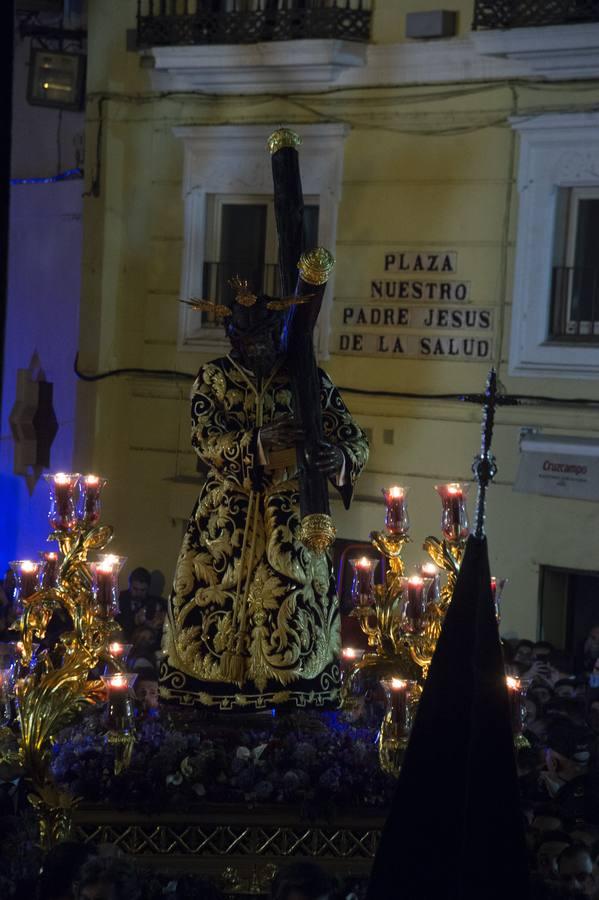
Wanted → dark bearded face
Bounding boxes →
[226,297,286,378]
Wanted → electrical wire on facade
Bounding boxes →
[73,355,599,408]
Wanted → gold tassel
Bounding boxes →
[221,650,246,686]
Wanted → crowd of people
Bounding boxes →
[5,564,599,896]
[112,566,166,715]
[506,634,599,898]
[22,841,362,900]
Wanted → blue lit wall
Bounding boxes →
[0,180,82,574]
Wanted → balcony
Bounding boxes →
[470,1,599,80]
[473,0,599,30]
[137,0,372,47]
[550,266,599,343]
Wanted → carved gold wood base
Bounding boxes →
[73,807,385,894]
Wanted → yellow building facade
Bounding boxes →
[75,0,599,645]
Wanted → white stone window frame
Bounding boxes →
[509,112,599,379]
[174,123,349,359]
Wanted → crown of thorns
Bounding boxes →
[179,276,312,319]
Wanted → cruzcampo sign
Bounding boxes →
[514,433,599,502]
[334,250,493,361]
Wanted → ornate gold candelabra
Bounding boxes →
[341,482,471,776]
[342,370,509,776]
[1,473,129,848]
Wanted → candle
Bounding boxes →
[435,482,469,542]
[39,552,60,590]
[106,641,132,671]
[342,647,365,661]
[91,555,126,618]
[380,677,414,736]
[506,675,525,735]
[45,472,80,532]
[9,560,40,615]
[350,556,376,607]
[17,560,39,598]
[77,475,107,528]
[102,673,137,733]
[401,575,434,633]
[419,563,440,602]
[382,485,410,536]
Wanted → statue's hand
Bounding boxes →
[260,416,304,455]
[309,440,344,477]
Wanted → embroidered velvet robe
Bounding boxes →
[160,354,368,711]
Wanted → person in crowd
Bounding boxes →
[531,806,565,839]
[128,625,159,671]
[514,639,536,668]
[76,857,140,900]
[541,722,599,825]
[134,667,159,717]
[117,568,156,639]
[531,683,556,709]
[544,699,588,728]
[535,641,556,662]
[555,680,578,700]
[270,862,339,900]
[537,831,573,881]
[524,696,549,745]
[582,627,599,673]
[557,844,596,896]
[37,841,97,900]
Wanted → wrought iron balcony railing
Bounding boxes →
[550,266,599,342]
[473,0,599,30]
[137,0,372,47]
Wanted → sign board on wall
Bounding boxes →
[334,251,494,361]
[514,433,599,502]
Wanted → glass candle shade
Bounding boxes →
[490,577,507,623]
[400,575,435,634]
[382,485,410,536]
[419,563,440,603]
[104,641,132,674]
[435,482,470,543]
[378,677,417,777]
[44,472,80,532]
[38,551,60,591]
[9,560,40,615]
[91,555,126,619]
[341,646,365,678]
[108,640,132,660]
[77,475,107,528]
[350,557,377,607]
[0,659,15,695]
[0,661,15,727]
[102,673,137,733]
[506,675,525,735]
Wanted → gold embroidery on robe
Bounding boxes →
[160,355,369,709]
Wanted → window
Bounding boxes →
[201,194,319,327]
[551,187,599,340]
[508,112,599,378]
[174,123,348,357]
